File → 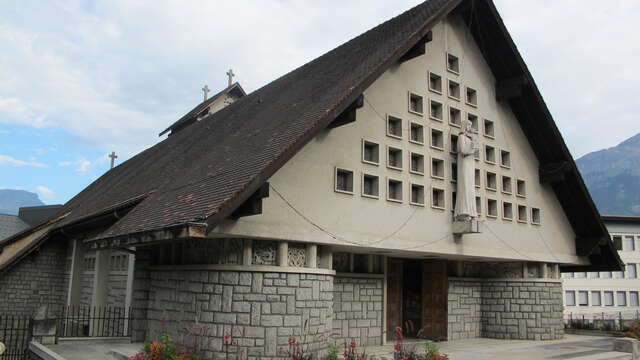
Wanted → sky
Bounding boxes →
[1,0,639,205]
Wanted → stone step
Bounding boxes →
[565,351,631,360]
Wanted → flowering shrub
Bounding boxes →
[131,333,200,360]
[284,337,313,360]
[626,320,640,339]
[392,327,448,360]
[343,341,366,360]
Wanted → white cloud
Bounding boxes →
[58,161,72,167]
[0,1,638,159]
[75,158,92,174]
[35,185,55,201]
[0,154,46,167]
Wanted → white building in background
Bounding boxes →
[563,215,640,320]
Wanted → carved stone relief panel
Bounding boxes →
[252,241,277,266]
[288,244,307,267]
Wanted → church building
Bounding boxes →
[0,0,623,359]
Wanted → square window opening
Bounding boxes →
[431,187,445,209]
[362,140,379,165]
[485,145,496,164]
[565,291,576,306]
[410,152,425,174]
[448,79,461,100]
[451,162,458,183]
[466,87,478,107]
[431,158,445,179]
[468,113,479,132]
[516,179,526,197]
[362,174,379,198]
[531,208,541,225]
[449,106,462,127]
[430,100,444,121]
[500,150,511,168]
[592,291,602,306]
[429,72,442,94]
[387,115,403,138]
[517,205,527,223]
[486,171,497,191]
[411,184,425,206]
[387,179,403,202]
[450,134,459,154]
[604,291,614,306]
[409,93,424,115]
[451,191,457,213]
[335,168,354,194]
[410,123,424,144]
[487,199,498,218]
[484,119,495,138]
[447,53,460,74]
[502,175,512,194]
[388,147,403,170]
[618,291,627,306]
[431,128,444,150]
[502,201,513,220]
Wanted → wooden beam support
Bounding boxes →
[539,161,571,184]
[496,76,528,102]
[230,182,270,219]
[327,94,364,129]
[399,31,433,63]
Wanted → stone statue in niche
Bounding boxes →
[455,120,479,220]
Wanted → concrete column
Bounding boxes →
[522,262,529,279]
[91,249,112,308]
[124,250,136,335]
[455,261,465,277]
[306,244,318,268]
[243,239,253,266]
[319,247,333,269]
[277,242,288,267]
[66,238,85,306]
[553,264,560,279]
[539,262,548,279]
[349,253,355,273]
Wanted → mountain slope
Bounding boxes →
[577,133,640,216]
[0,189,44,215]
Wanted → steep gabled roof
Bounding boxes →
[3,0,622,271]
[158,82,246,136]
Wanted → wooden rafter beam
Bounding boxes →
[399,31,433,63]
[327,94,364,129]
[230,182,270,219]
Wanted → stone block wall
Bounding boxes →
[448,280,481,340]
[0,239,69,316]
[448,278,563,341]
[142,267,333,360]
[481,280,563,340]
[332,276,383,346]
[107,271,128,307]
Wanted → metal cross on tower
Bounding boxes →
[226,69,235,87]
[202,85,210,101]
[109,151,118,169]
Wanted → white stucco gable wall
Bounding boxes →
[214,15,584,266]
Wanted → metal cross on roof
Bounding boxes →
[226,69,235,87]
[202,85,210,101]
[108,151,118,169]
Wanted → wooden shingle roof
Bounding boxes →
[2,0,622,271]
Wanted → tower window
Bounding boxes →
[408,93,424,115]
[447,53,460,74]
[335,168,354,194]
[429,72,442,94]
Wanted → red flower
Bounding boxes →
[224,334,232,345]
[350,341,357,349]
[288,337,296,345]
[394,343,402,351]
[344,351,348,358]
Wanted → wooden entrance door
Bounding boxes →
[421,260,448,340]
[386,258,403,341]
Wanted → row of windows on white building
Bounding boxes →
[565,290,640,307]
[562,263,638,279]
